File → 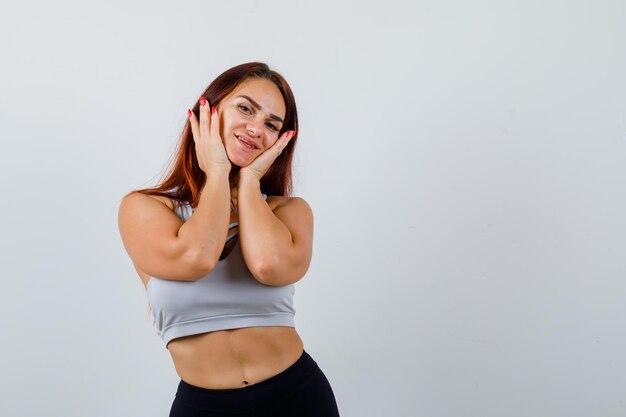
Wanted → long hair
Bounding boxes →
[130,62,299,206]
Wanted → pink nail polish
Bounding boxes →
[212,106,217,114]
[187,109,192,118]
[200,97,206,106]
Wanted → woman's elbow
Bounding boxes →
[253,258,307,286]
[188,247,218,279]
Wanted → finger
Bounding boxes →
[199,97,210,139]
[210,105,221,142]
[275,130,295,154]
[188,109,200,143]
[259,131,291,161]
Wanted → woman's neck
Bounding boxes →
[228,166,241,210]
[228,166,240,192]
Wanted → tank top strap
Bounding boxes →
[174,201,193,221]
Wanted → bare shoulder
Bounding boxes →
[118,191,180,236]
[119,191,176,213]
[267,195,313,214]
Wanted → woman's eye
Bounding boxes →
[239,104,278,131]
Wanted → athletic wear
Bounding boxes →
[146,194,296,347]
[168,350,341,417]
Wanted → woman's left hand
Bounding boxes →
[239,130,295,181]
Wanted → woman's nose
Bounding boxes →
[246,120,262,137]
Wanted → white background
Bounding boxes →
[1,1,625,416]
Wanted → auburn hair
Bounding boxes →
[129,62,299,206]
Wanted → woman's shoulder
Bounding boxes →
[121,191,177,212]
[266,195,312,213]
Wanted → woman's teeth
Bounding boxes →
[236,135,256,149]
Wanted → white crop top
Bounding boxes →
[146,194,296,347]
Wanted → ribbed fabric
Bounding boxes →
[146,193,296,347]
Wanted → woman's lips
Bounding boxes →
[235,134,257,151]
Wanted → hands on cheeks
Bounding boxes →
[238,130,296,182]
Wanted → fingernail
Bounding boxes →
[200,97,206,107]
[290,130,296,138]
[187,109,192,118]
[211,106,217,114]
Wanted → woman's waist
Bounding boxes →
[168,326,304,390]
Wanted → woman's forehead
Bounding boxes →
[229,78,286,116]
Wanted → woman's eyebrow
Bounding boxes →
[237,95,284,123]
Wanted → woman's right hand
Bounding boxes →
[188,97,231,175]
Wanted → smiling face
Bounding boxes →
[217,77,286,167]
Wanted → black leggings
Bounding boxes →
[169,350,340,417]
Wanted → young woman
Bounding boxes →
[118,62,341,416]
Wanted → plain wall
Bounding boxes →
[1,0,625,416]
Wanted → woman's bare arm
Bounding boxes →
[118,170,231,281]
[237,173,314,286]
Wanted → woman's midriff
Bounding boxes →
[166,326,304,390]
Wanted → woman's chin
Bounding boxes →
[227,140,260,167]
[227,154,252,169]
